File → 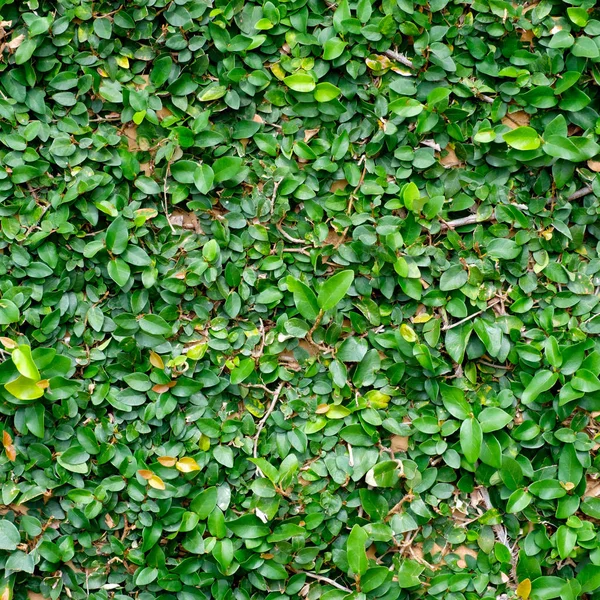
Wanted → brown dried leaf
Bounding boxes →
[5,445,16,462]
[140,162,154,176]
[6,34,24,50]
[298,339,319,356]
[519,29,534,42]
[136,74,150,90]
[585,476,600,498]
[152,384,170,394]
[169,209,202,234]
[502,110,530,129]
[157,456,177,467]
[2,430,12,447]
[105,513,115,528]
[0,337,17,348]
[304,128,320,143]
[454,545,478,568]
[588,160,600,172]
[123,125,143,152]
[325,229,344,246]
[0,503,28,516]
[157,106,173,121]
[330,179,348,192]
[390,435,409,452]
[439,146,463,168]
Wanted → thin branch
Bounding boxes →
[478,487,518,587]
[276,222,306,244]
[252,382,285,471]
[441,299,500,331]
[296,571,352,593]
[163,164,176,235]
[478,360,512,370]
[440,204,528,230]
[242,383,275,394]
[383,49,414,69]
[568,185,593,201]
[270,179,281,214]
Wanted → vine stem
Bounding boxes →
[441,299,500,331]
[294,570,352,593]
[252,382,285,475]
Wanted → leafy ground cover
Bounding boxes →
[1,0,600,599]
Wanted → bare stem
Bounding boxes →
[441,299,500,331]
[252,382,286,472]
[296,571,352,593]
[383,49,414,69]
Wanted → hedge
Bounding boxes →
[1,0,600,599]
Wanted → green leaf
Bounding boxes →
[193,164,214,194]
[284,73,316,92]
[440,383,470,420]
[543,136,600,162]
[521,370,558,405]
[4,375,44,401]
[460,417,482,464]
[503,126,541,150]
[506,489,532,513]
[0,299,20,325]
[389,97,424,118]
[139,314,172,336]
[556,526,576,560]
[107,258,131,286]
[106,216,128,255]
[230,358,254,385]
[12,346,40,381]
[227,515,270,538]
[487,239,521,260]
[478,407,512,432]
[213,156,244,183]
[0,520,20,550]
[347,524,368,576]
[287,277,319,321]
[317,270,354,310]
[314,82,341,103]
[323,38,346,60]
[171,160,198,184]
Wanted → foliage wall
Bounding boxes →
[1,0,600,599]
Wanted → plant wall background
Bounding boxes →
[1,0,600,599]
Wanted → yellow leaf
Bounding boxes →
[199,434,211,451]
[176,457,201,473]
[517,579,531,600]
[148,475,166,490]
[150,351,164,369]
[116,56,130,68]
[400,323,418,343]
[137,469,154,480]
[316,404,330,414]
[157,456,177,467]
[412,313,432,324]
